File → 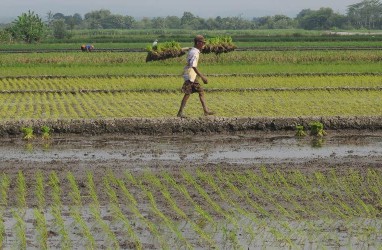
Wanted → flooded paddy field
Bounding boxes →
[0,130,381,249]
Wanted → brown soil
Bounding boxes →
[1,116,381,136]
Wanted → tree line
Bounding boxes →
[1,0,382,43]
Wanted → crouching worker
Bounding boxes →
[177,35,215,118]
[81,44,94,52]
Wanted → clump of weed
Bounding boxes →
[21,127,34,140]
[309,121,327,137]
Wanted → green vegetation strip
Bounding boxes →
[1,73,381,119]
[0,168,381,249]
[2,50,382,77]
[0,90,380,120]
[1,74,382,91]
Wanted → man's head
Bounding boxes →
[194,35,206,48]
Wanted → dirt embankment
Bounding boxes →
[0,116,381,136]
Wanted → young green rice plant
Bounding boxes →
[146,41,185,62]
[0,174,10,248]
[295,124,307,137]
[230,172,270,218]
[88,204,120,249]
[121,172,170,249]
[366,170,382,206]
[67,172,96,249]
[16,171,27,209]
[35,171,46,210]
[211,170,264,246]
[86,172,120,249]
[103,175,143,250]
[182,170,236,226]
[33,208,48,250]
[49,172,72,250]
[309,121,326,137]
[132,173,191,249]
[86,172,100,207]
[162,172,216,229]
[21,126,34,140]
[41,125,51,140]
[202,36,237,55]
[12,209,26,250]
[144,171,216,248]
[0,174,10,208]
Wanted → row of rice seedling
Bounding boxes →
[3,50,382,67]
[2,49,382,77]
[4,61,382,77]
[0,88,380,119]
[1,168,381,248]
[1,74,382,92]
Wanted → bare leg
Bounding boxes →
[177,94,190,117]
[199,92,214,115]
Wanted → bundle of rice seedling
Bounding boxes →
[146,41,186,62]
[202,36,237,55]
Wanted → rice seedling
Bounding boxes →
[85,173,120,249]
[41,125,51,140]
[67,172,96,249]
[35,171,46,210]
[117,175,170,249]
[49,172,72,250]
[16,171,26,209]
[0,174,10,248]
[146,41,185,62]
[207,170,267,246]
[103,175,143,250]
[162,172,216,229]
[132,173,191,249]
[309,121,326,137]
[12,209,26,250]
[33,208,48,250]
[144,171,217,248]
[202,36,237,55]
[295,124,306,137]
[21,126,34,140]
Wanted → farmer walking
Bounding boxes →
[177,35,215,118]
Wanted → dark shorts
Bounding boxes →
[181,80,204,94]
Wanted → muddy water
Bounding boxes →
[1,130,381,165]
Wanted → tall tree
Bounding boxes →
[52,19,67,39]
[8,10,45,43]
[348,0,382,29]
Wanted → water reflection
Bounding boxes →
[0,132,381,164]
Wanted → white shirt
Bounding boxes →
[183,47,200,82]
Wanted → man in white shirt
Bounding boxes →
[177,35,215,118]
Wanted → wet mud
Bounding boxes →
[0,129,381,249]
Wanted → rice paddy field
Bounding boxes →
[0,39,382,249]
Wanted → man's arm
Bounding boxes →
[192,67,208,84]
